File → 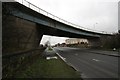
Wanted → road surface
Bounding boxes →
[54,47,119,78]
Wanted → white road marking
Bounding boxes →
[92,59,100,62]
[75,54,78,56]
[55,53,67,62]
[81,73,88,78]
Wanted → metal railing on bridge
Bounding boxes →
[15,0,109,34]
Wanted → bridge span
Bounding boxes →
[1,0,112,54]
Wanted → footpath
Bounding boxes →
[15,47,81,78]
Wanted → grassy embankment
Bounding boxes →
[15,48,81,78]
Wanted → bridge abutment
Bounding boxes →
[3,16,43,54]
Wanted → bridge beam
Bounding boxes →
[3,2,100,38]
[2,16,43,54]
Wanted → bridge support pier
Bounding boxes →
[3,16,43,54]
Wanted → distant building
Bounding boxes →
[65,38,88,44]
[54,43,66,47]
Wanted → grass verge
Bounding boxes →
[15,56,81,78]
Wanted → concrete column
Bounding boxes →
[2,16,43,54]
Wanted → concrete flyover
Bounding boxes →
[1,0,112,54]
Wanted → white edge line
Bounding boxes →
[56,52,67,62]
[53,48,79,71]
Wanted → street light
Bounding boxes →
[93,23,98,30]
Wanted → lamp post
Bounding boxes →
[93,23,98,30]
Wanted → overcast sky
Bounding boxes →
[24,0,119,45]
